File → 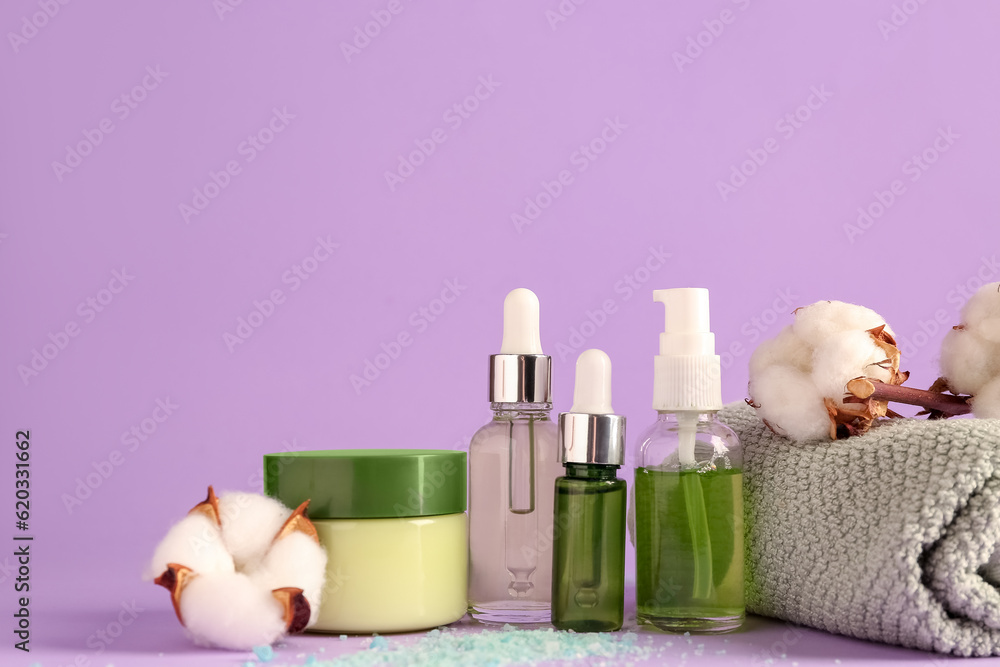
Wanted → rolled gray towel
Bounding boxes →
[719,401,1000,657]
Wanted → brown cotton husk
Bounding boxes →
[825,325,908,439]
[189,486,222,526]
[272,587,311,633]
[155,563,196,625]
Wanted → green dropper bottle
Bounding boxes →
[551,349,626,632]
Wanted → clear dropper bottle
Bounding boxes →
[552,349,626,632]
[468,288,561,624]
[634,288,745,633]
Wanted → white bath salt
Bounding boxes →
[941,282,1000,416]
[282,627,655,666]
[749,300,898,441]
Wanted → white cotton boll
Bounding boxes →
[793,300,892,347]
[940,328,1000,396]
[972,376,1000,419]
[811,330,889,406]
[961,282,1000,326]
[750,365,831,441]
[146,513,234,581]
[179,572,287,650]
[248,532,328,627]
[960,282,1000,343]
[748,326,813,378]
[218,492,291,571]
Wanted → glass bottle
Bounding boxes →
[634,288,745,633]
[468,288,561,624]
[551,348,626,632]
[635,411,743,633]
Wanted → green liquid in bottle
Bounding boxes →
[635,466,744,633]
[551,465,626,632]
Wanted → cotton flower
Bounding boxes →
[148,487,327,650]
[940,282,1000,418]
[748,300,905,441]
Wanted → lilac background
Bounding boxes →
[2,0,999,664]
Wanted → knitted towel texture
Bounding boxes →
[719,402,1000,656]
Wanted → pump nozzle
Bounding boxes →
[652,288,715,356]
[651,288,722,413]
[500,288,543,354]
[570,349,614,414]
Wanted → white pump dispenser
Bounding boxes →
[652,288,723,413]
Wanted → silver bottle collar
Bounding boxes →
[489,354,552,403]
[558,413,626,466]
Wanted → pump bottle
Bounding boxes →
[468,288,561,624]
[634,288,745,633]
[551,349,626,632]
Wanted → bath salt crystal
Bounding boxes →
[293,627,655,666]
[253,645,275,662]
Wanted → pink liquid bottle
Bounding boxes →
[468,288,561,624]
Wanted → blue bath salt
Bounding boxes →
[253,644,274,662]
[293,626,656,666]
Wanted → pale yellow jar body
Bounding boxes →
[311,513,468,634]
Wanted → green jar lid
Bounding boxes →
[264,449,466,519]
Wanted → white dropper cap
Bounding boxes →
[500,288,543,354]
[560,349,625,465]
[571,349,614,414]
[490,288,551,403]
[652,288,723,412]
